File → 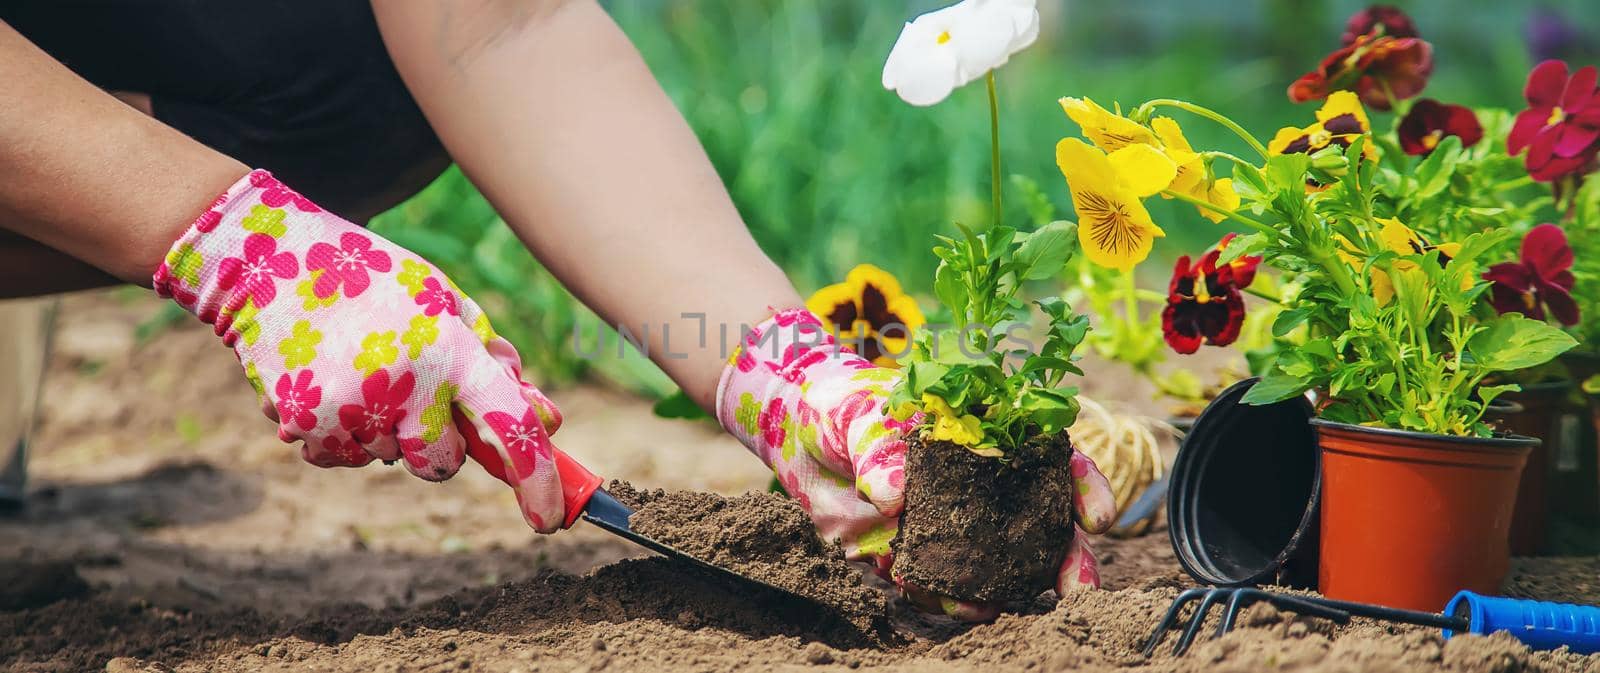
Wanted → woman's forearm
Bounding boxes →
[0,20,246,284]
[373,0,802,411]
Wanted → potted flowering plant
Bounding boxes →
[1052,6,1580,609]
[871,0,1106,604]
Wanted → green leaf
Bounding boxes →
[652,389,711,420]
[1412,135,1462,198]
[1013,221,1077,280]
[1272,306,1314,337]
[1217,232,1267,265]
[1240,371,1310,405]
[1466,315,1579,372]
[1476,383,1520,408]
[1018,387,1080,434]
[1265,154,1312,193]
[933,260,965,321]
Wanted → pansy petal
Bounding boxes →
[1521,223,1574,277]
[1107,144,1178,198]
[1526,59,1569,109]
[1560,65,1598,111]
[1508,108,1551,155]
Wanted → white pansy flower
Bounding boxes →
[881,0,1041,106]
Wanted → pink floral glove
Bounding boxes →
[153,170,568,532]
[716,309,1118,619]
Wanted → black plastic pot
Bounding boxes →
[1167,378,1319,588]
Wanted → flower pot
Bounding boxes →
[1312,419,1537,611]
[1167,379,1320,589]
[891,431,1076,603]
[1498,381,1578,555]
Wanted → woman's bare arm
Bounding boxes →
[372,0,803,411]
[0,20,246,284]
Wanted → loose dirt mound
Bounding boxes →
[618,481,894,642]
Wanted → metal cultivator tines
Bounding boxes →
[1143,587,1471,657]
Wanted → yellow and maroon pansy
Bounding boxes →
[1269,91,1376,159]
[806,264,925,367]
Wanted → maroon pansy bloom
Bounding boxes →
[1508,60,1600,182]
[1162,246,1247,355]
[1483,223,1579,326]
[1290,33,1433,111]
[1399,99,1484,156]
[1342,5,1418,45]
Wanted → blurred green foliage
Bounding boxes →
[370,0,1596,389]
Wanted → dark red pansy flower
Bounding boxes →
[1508,60,1600,182]
[1342,5,1418,45]
[1483,223,1579,326]
[1162,247,1246,355]
[1398,99,1484,156]
[1289,33,1434,111]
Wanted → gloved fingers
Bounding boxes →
[362,434,403,463]
[393,386,468,482]
[300,434,375,469]
[895,581,1001,623]
[1071,451,1119,534]
[481,332,562,436]
[851,435,907,519]
[456,373,565,534]
[773,458,898,566]
[1055,527,1101,595]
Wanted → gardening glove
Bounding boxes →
[716,308,1118,619]
[152,170,569,532]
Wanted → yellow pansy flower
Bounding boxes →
[921,393,985,449]
[1056,138,1166,270]
[1059,97,1158,153]
[806,264,925,367]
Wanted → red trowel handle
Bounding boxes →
[453,408,603,529]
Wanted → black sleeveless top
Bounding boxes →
[2,0,450,223]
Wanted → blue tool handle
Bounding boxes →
[1444,591,1600,655]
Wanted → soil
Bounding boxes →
[615,482,893,643]
[893,431,1077,603]
[6,290,1600,672]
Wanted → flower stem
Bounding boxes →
[1244,286,1284,304]
[1200,151,1268,181]
[1376,77,1410,118]
[1138,99,1271,159]
[1159,189,1276,236]
[987,71,1003,229]
[1121,266,1140,332]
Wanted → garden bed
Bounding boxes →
[7,495,1600,672]
[5,292,1599,672]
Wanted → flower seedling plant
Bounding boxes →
[876,0,1097,603]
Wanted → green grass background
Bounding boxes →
[367,0,1597,391]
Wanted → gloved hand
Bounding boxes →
[153,170,568,532]
[716,308,1118,620]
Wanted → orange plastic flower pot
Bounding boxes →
[1312,419,1537,611]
